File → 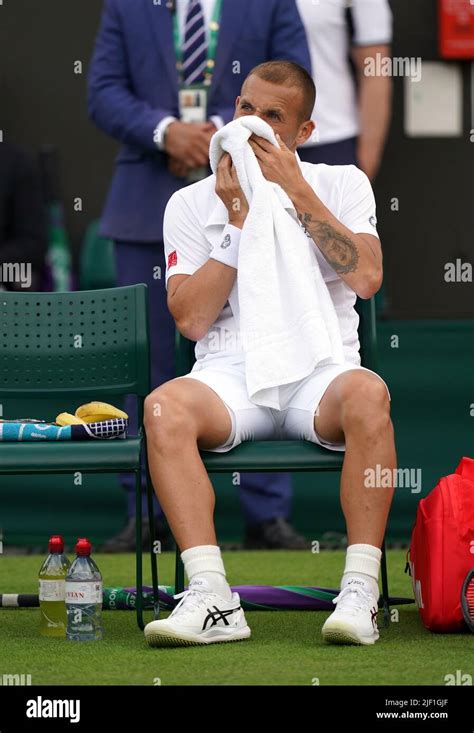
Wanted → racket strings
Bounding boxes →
[462,571,474,632]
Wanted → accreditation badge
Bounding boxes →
[178,85,208,124]
[179,85,209,182]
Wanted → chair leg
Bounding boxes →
[175,545,185,594]
[135,470,145,631]
[146,462,160,620]
[381,539,390,628]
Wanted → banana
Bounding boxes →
[79,414,121,424]
[56,412,86,426]
[75,401,128,422]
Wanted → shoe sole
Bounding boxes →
[322,623,378,646]
[145,626,251,648]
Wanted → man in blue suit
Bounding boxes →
[87,0,311,552]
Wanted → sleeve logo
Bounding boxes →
[168,251,178,268]
[369,215,377,228]
[220,234,231,249]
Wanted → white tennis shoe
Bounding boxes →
[144,577,251,647]
[322,578,380,645]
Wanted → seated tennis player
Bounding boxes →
[144,61,396,648]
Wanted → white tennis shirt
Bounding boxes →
[296,0,393,146]
[164,158,379,366]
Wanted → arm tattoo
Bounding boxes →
[298,212,360,275]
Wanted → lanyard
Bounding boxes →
[173,0,223,86]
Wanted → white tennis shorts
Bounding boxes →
[175,357,390,453]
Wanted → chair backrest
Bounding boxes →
[79,220,117,291]
[175,297,378,376]
[0,285,150,398]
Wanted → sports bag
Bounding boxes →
[407,457,474,632]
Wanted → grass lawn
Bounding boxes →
[1,550,472,686]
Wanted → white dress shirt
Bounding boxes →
[154,0,223,150]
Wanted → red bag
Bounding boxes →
[407,457,474,632]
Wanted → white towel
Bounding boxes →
[210,116,344,409]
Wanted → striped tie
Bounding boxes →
[182,0,208,86]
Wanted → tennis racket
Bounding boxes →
[461,567,474,632]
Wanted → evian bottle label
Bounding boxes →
[65,582,102,604]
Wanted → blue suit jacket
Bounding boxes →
[87,0,311,242]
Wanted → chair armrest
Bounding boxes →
[175,328,196,377]
[355,297,378,372]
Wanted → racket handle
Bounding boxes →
[0,594,39,608]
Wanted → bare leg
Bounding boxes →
[144,378,233,551]
[314,370,396,548]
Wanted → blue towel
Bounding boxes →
[0,423,71,441]
[0,419,128,441]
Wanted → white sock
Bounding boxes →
[341,543,381,599]
[181,544,232,601]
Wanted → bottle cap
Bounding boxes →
[48,535,65,553]
[75,538,92,557]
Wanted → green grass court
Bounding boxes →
[2,550,473,686]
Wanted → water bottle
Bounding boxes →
[39,535,71,637]
[65,538,103,641]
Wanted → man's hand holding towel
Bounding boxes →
[248,133,304,200]
[215,153,249,229]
